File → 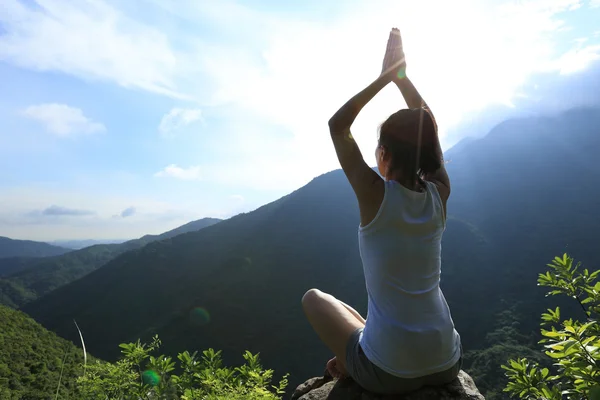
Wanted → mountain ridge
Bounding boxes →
[0,217,222,308]
[0,236,71,259]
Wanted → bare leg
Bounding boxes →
[302,289,366,375]
[338,300,366,324]
[330,300,366,377]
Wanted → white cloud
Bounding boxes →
[555,45,600,74]
[591,0,600,8]
[22,103,105,136]
[159,108,203,136]
[154,164,202,181]
[0,0,188,98]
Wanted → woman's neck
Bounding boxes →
[387,171,424,192]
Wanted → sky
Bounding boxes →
[1,0,599,241]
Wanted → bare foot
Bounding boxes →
[326,357,348,379]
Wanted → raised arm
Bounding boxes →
[328,30,405,226]
[385,28,450,198]
[328,75,389,226]
[328,76,390,134]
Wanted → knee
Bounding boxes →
[302,288,323,310]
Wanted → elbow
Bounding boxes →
[328,116,339,131]
[328,115,347,135]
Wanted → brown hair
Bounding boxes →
[378,108,442,178]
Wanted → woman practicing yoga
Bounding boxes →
[302,28,462,394]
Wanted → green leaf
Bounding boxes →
[545,351,566,359]
[565,325,577,334]
[582,336,597,346]
[590,386,600,400]
[541,329,563,338]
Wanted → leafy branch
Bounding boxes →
[502,253,600,400]
[77,334,289,399]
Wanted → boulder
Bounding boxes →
[290,370,484,400]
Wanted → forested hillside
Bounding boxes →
[0,218,221,308]
[0,304,85,399]
[0,236,70,258]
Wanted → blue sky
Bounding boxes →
[1,0,599,241]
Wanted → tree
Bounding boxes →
[502,254,600,400]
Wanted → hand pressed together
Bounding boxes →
[381,27,406,80]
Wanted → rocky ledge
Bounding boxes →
[290,370,484,400]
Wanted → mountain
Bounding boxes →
[0,237,70,258]
[0,217,221,308]
[49,223,216,250]
[0,304,85,399]
[50,239,128,250]
[125,217,223,248]
[21,108,600,396]
[0,257,39,278]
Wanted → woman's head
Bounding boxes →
[376,108,441,180]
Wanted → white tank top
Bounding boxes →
[358,179,461,379]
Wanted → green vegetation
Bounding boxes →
[0,244,126,308]
[463,305,550,400]
[502,254,600,400]
[79,335,288,400]
[0,218,221,308]
[0,304,85,399]
[0,304,287,399]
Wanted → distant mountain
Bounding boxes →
[124,217,223,248]
[0,304,86,399]
[0,237,70,258]
[0,218,221,308]
[50,239,128,250]
[22,108,600,394]
[0,257,39,277]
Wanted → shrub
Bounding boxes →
[502,254,600,400]
[77,335,289,400]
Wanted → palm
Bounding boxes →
[381,28,406,76]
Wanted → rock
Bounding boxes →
[290,370,484,400]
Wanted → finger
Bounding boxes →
[390,28,400,47]
[396,32,403,49]
[395,28,403,47]
[392,29,399,43]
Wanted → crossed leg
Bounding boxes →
[302,289,366,378]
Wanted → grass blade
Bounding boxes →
[73,319,87,377]
[54,347,69,400]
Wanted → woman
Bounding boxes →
[301,28,462,395]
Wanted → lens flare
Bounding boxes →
[189,307,210,326]
[397,67,407,79]
[142,370,160,386]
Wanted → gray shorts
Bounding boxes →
[345,328,462,395]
